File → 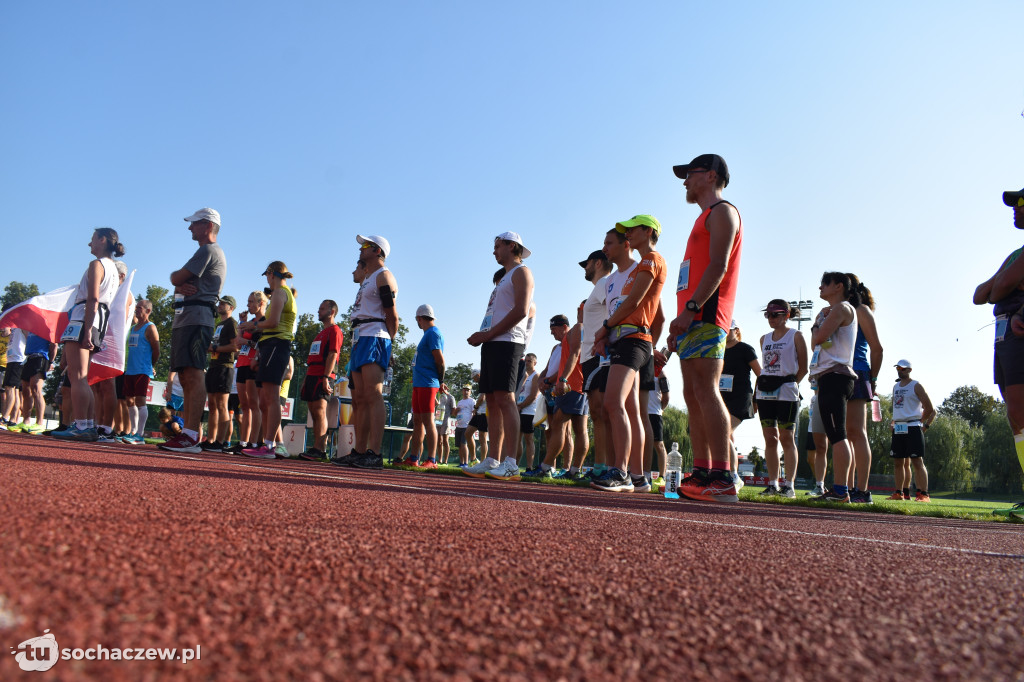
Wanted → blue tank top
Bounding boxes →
[126,322,155,377]
[852,327,869,372]
[24,332,50,359]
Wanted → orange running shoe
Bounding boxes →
[679,468,739,503]
[915,491,931,502]
[886,492,905,501]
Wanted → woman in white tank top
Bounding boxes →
[53,228,125,442]
[809,272,860,503]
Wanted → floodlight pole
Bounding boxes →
[788,298,815,331]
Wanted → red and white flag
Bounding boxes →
[0,286,76,342]
[88,270,137,385]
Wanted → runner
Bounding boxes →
[755,299,808,499]
[299,299,343,461]
[844,274,883,504]
[122,299,159,444]
[578,249,613,478]
[719,320,760,488]
[645,354,670,489]
[454,385,475,467]
[403,304,445,468]
[464,232,534,481]
[435,384,456,465]
[888,359,935,502]
[160,208,226,453]
[52,228,124,442]
[19,332,55,434]
[668,154,744,502]
[591,215,667,493]
[334,236,398,470]
[539,310,588,479]
[975,184,1024,517]
[228,290,267,454]
[202,295,239,452]
[516,353,541,471]
[809,272,860,504]
[242,262,296,459]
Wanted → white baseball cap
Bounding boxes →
[184,208,221,225]
[416,304,435,319]
[895,359,912,369]
[356,234,391,259]
[495,231,531,259]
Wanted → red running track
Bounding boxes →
[1,431,1022,680]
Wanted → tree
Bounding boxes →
[1,281,40,310]
[924,413,980,493]
[939,385,1001,428]
[975,409,1023,495]
[661,406,691,470]
[288,312,321,423]
[144,285,175,381]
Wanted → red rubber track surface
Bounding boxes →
[1,432,1022,681]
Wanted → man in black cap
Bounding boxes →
[975,185,1024,518]
[578,249,613,478]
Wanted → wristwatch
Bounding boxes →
[602,319,612,330]
[686,300,701,313]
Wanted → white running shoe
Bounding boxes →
[462,457,500,478]
[484,459,521,481]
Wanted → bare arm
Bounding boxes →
[857,306,884,390]
[916,383,936,427]
[378,269,399,340]
[431,348,446,381]
[975,253,1016,304]
[811,304,854,347]
[80,260,104,350]
[649,300,665,347]
[259,289,286,329]
[991,253,1024,302]
[323,350,339,379]
[794,330,809,384]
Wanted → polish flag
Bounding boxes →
[88,270,137,384]
[0,286,76,343]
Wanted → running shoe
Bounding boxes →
[590,468,634,492]
[159,433,202,454]
[24,423,45,434]
[806,484,828,498]
[352,450,383,469]
[680,468,738,503]
[331,451,361,467]
[914,491,931,503]
[759,485,780,497]
[52,425,99,442]
[821,489,850,503]
[242,444,276,459]
[553,468,580,480]
[631,475,652,493]
[886,491,905,501]
[96,432,119,444]
[7,422,26,433]
[125,433,146,445]
[395,456,419,467]
[732,473,744,492]
[652,475,666,491]
[992,502,1024,519]
[462,457,500,478]
[299,448,326,462]
[420,460,438,469]
[274,444,292,458]
[484,459,521,481]
[778,484,796,499]
[223,442,246,455]
[0,422,7,431]
[200,441,223,452]
[850,490,873,504]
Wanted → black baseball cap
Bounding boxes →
[578,250,607,268]
[673,154,730,187]
[1003,187,1024,206]
[549,314,570,327]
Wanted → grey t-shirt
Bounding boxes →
[436,392,456,421]
[173,243,226,329]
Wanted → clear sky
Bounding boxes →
[2,1,1022,455]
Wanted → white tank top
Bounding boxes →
[809,303,857,378]
[605,261,637,318]
[581,275,608,362]
[481,264,531,344]
[757,327,800,402]
[892,380,923,424]
[351,265,394,340]
[70,257,119,327]
[517,371,538,416]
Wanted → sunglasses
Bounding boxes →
[684,169,709,180]
[764,311,787,319]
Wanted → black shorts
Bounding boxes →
[609,337,651,372]
[21,356,48,381]
[171,325,213,371]
[479,341,524,394]
[469,413,488,432]
[300,374,331,402]
[515,358,526,397]
[638,353,655,391]
[890,425,925,458]
[816,372,854,443]
[255,337,291,386]
[756,400,800,430]
[455,427,467,447]
[228,393,240,412]
[519,413,535,433]
[995,334,1024,388]
[724,393,755,421]
[206,363,233,394]
[581,356,608,393]
[649,413,664,442]
[851,368,873,401]
[62,318,106,351]
[235,365,254,384]
[804,428,818,451]
[114,373,125,399]
[2,362,23,387]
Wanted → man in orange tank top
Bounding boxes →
[667,154,743,503]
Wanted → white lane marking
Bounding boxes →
[147,451,1024,561]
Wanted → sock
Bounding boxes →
[74,419,90,429]
[98,425,113,435]
[86,419,95,428]
[183,428,198,441]
[593,463,606,474]
[265,439,274,448]
[644,470,652,480]
[427,457,436,463]
[920,489,928,496]
[25,418,35,426]
[816,480,825,488]
[128,408,138,434]
[135,407,147,436]
[1015,432,1024,475]
[833,484,849,497]
[903,487,910,497]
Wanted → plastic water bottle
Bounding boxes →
[383,366,393,397]
[871,396,882,422]
[665,442,682,499]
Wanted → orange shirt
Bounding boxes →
[618,251,667,343]
[558,328,584,393]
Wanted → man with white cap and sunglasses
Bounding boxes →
[888,359,935,502]
[333,234,398,470]
[160,207,226,454]
[464,231,534,481]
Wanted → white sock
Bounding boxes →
[265,439,274,448]
[25,418,35,426]
[136,407,148,436]
[817,480,825,488]
[183,428,198,441]
[74,419,89,429]
[128,407,138,434]
[541,463,552,471]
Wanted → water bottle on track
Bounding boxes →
[665,442,682,499]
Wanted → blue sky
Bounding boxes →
[2,2,1022,453]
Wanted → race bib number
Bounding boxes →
[894,422,909,435]
[239,343,250,357]
[174,293,184,316]
[676,260,690,292]
[995,315,1008,343]
[61,322,83,343]
[719,374,734,392]
[308,340,322,359]
[479,315,493,332]
[351,326,360,344]
[128,332,139,348]
[213,325,224,344]
[758,387,781,401]
[598,353,610,367]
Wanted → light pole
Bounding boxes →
[789,299,814,331]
